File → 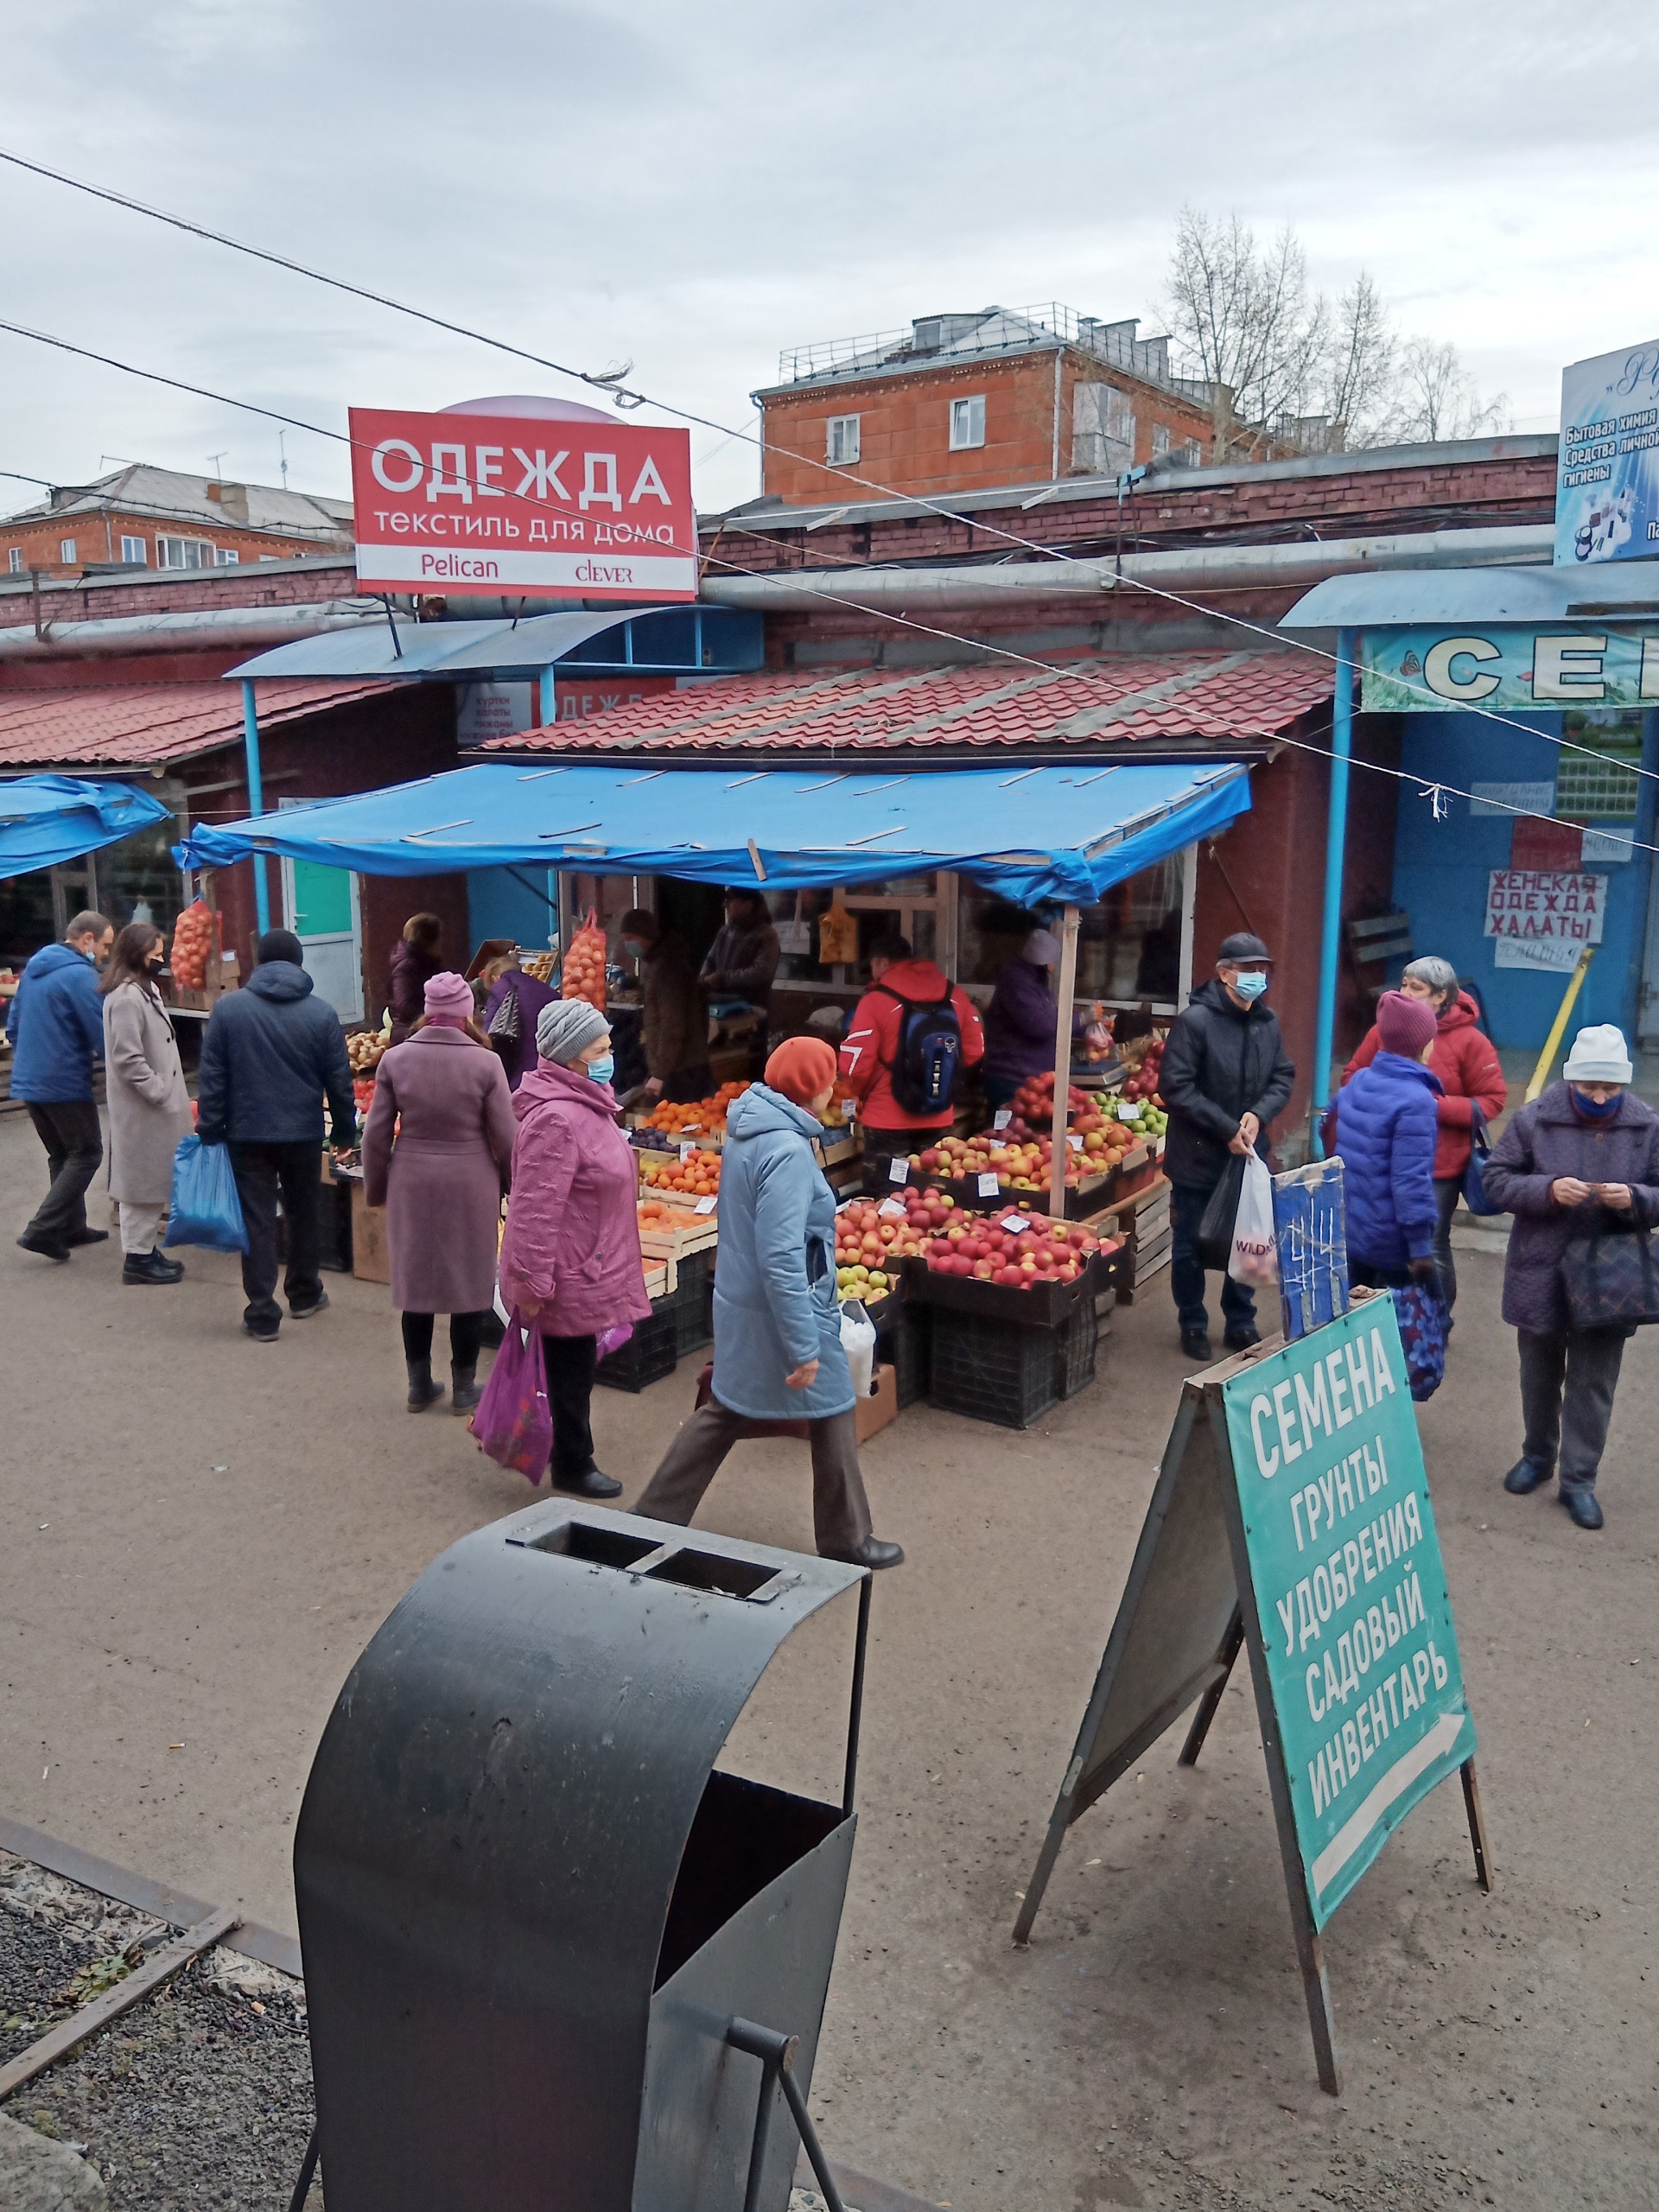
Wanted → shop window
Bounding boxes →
[825,415,861,466]
[949,395,986,451]
[1555,710,1643,823]
[766,875,941,989]
[119,535,147,564]
[59,538,77,563]
[157,536,212,569]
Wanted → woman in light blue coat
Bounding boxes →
[635,1037,902,1567]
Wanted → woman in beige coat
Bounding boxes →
[100,921,193,1285]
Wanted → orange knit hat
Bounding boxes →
[765,1034,839,1105]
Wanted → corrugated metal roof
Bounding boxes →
[478,652,1332,759]
[1,465,352,541]
[0,679,401,770]
[1282,562,1659,628]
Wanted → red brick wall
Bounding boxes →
[0,509,348,581]
[0,559,360,628]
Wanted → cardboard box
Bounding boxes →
[349,1181,391,1285]
[855,1362,899,1444]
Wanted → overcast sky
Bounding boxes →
[3,0,1657,520]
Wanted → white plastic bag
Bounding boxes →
[1227,1151,1279,1286]
[839,1300,878,1399]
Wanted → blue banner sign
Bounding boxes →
[1557,341,1659,566]
[1361,624,1659,713]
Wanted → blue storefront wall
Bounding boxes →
[1391,709,1659,1051]
[468,864,558,953]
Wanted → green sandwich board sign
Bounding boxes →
[1015,1293,1489,2094]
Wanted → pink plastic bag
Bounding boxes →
[468,1313,553,1483]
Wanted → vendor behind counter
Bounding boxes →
[620,908,712,1104]
[699,887,779,1077]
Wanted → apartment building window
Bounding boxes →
[1184,438,1204,467]
[7,549,22,575]
[825,414,861,466]
[156,536,211,569]
[1152,423,1172,457]
[214,547,240,566]
[949,394,986,450]
[119,535,147,564]
[59,538,78,563]
[1071,384,1135,474]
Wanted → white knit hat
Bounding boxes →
[1024,927,1061,965]
[1562,1024,1632,1084]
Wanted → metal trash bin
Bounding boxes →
[293,1500,871,2212]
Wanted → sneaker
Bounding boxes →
[1559,1485,1604,1531]
[1179,1330,1212,1363]
[16,1232,71,1262]
[65,1227,111,1246]
[123,1250,184,1286]
[289,1291,330,1319]
[1503,1457,1553,1496]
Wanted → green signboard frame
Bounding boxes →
[1014,1294,1490,2094]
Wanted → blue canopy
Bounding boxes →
[177,758,1250,907]
[0,775,172,880]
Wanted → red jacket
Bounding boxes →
[1342,991,1506,1179]
[839,959,985,1131]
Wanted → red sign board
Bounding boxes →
[347,407,697,601]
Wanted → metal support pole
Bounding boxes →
[727,2017,846,2212]
[1311,627,1355,1154]
[842,1573,873,1819]
[1047,904,1081,1218]
[539,664,557,729]
[239,678,270,938]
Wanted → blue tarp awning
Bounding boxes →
[0,775,172,880]
[176,758,1251,908]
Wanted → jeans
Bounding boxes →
[635,1398,874,1556]
[1517,1325,1627,1491]
[1169,1179,1257,1339]
[401,1311,489,1369]
[542,1332,600,1486]
[24,1101,103,1243]
[1433,1176,1461,1309]
[230,1140,322,1330]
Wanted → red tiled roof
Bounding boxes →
[0,678,402,771]
[480,651,1332,757]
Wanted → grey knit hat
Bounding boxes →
[537,996,608,1065]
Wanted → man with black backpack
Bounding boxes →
[840,931,984,1192]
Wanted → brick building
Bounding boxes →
[753,306,1216,505]
[0,464,353,582]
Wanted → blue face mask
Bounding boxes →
[586,1054,615,1086]
[1230,969,1269,1003]
[1571,1086,1620,1119]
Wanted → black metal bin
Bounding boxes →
[293,1500,870,2212]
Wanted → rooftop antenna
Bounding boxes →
[277,430,289,489]
[207,451,229,480]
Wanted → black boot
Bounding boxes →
[450,1363,482,1414]
[406,1359,444,1411]
[555,1465,623,1499]
[1560,1484,1604,1530]
[1180,1330,1212,1363]
[1503,1457,1553,1495]
[123,1249,184,1285]
[1223,1323,1261,1351]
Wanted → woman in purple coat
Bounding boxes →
[480,950,558,1091]
[363,971,516,1414]
[982,927,1058,1111]
[497,996,652,1497]
[1483,1024,1659,1531]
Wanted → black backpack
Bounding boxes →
[878,982,963,1116]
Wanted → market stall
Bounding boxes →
[181,758,1248,1423]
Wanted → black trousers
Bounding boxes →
[25,1100,103,1243]
[230,1140,322,1328]
[401,1311,489,1368]
[1433,1175,1461,1309]
[541,1332,599,1485]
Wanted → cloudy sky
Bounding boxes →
[3,0,1656,518]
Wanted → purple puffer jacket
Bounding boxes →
[1482,1082,1659,1334]
[498,1058,652,1338]
[982,957,1057,1085]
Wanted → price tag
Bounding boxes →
[678,1140,696,1160]
[844,1098,857,1122]
[1116,1099,1141,1122]
[878,1196,907,1218]
[1066,1133,1084,1151]
[887,1154,910,1185]
[977,1172,1001,1198]
[1001,1214,1029,1236]
[694,1195,718,1215]
[992,1109,1013,1130]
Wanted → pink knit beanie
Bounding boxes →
[1376,990,1438,1058]
[423,970,474,1026]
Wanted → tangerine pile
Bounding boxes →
[639,1079,752,1136]
[640,1148,721,1198]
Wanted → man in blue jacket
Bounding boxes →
[197,929,355,1341]
[9,910,114,1261]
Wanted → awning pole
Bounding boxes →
[1310,627,1355,1154]
[1047,904,1081,1219]
[239,678,270,938]
[540,665,557,728]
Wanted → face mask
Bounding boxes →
[1230,970,1268,1003]
[586,1054,615,1085]
[1571,1086,1620,1118]
[621,939,645,959]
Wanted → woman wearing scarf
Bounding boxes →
[363,970,516,1413]
[634,1036,902,1568]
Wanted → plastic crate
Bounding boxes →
[878,1300,931,1410]
[927,1306,1062,1430]
[595,1307,679,1394]
[666,1248,714,1357]
[1055,1299,1098,1400]
[274,1176,353,1274]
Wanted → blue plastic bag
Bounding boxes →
[1461,1103,1503,1217]
[163,1134,248,1254]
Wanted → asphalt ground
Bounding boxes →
[2,1106,1655,2211]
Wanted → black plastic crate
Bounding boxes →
[595,1307,679,1394]
[1055,1299,1098,1400]
[928,1306,1061,1430]
[878,1300,931,1410]
[274,1175,353,1274]
[666,1249,714,1357]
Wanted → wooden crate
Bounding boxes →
[637,1206,719,1259]
[642,1256,677,1302]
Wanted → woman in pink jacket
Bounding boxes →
[497,996,651,1497]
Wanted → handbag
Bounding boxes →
[487,986,521,1042]
[1461,1102,1503,1217]
[1389,1278,1451,1401]
[1196,1152,1248,1271]
[1559,1217,1659,1330]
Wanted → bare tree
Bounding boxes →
[1165,208,1327,454]
[1321,273,1397,445]
[1390,338,1510,442]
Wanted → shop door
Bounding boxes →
[281,852,364,1024]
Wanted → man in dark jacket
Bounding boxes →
[620,909,711,1103]
[700,887,780,1078]
[982,926,1058,1110]
[1160,931,1295,1361]
[8,910,114,1260]
[197,929,355,1340]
